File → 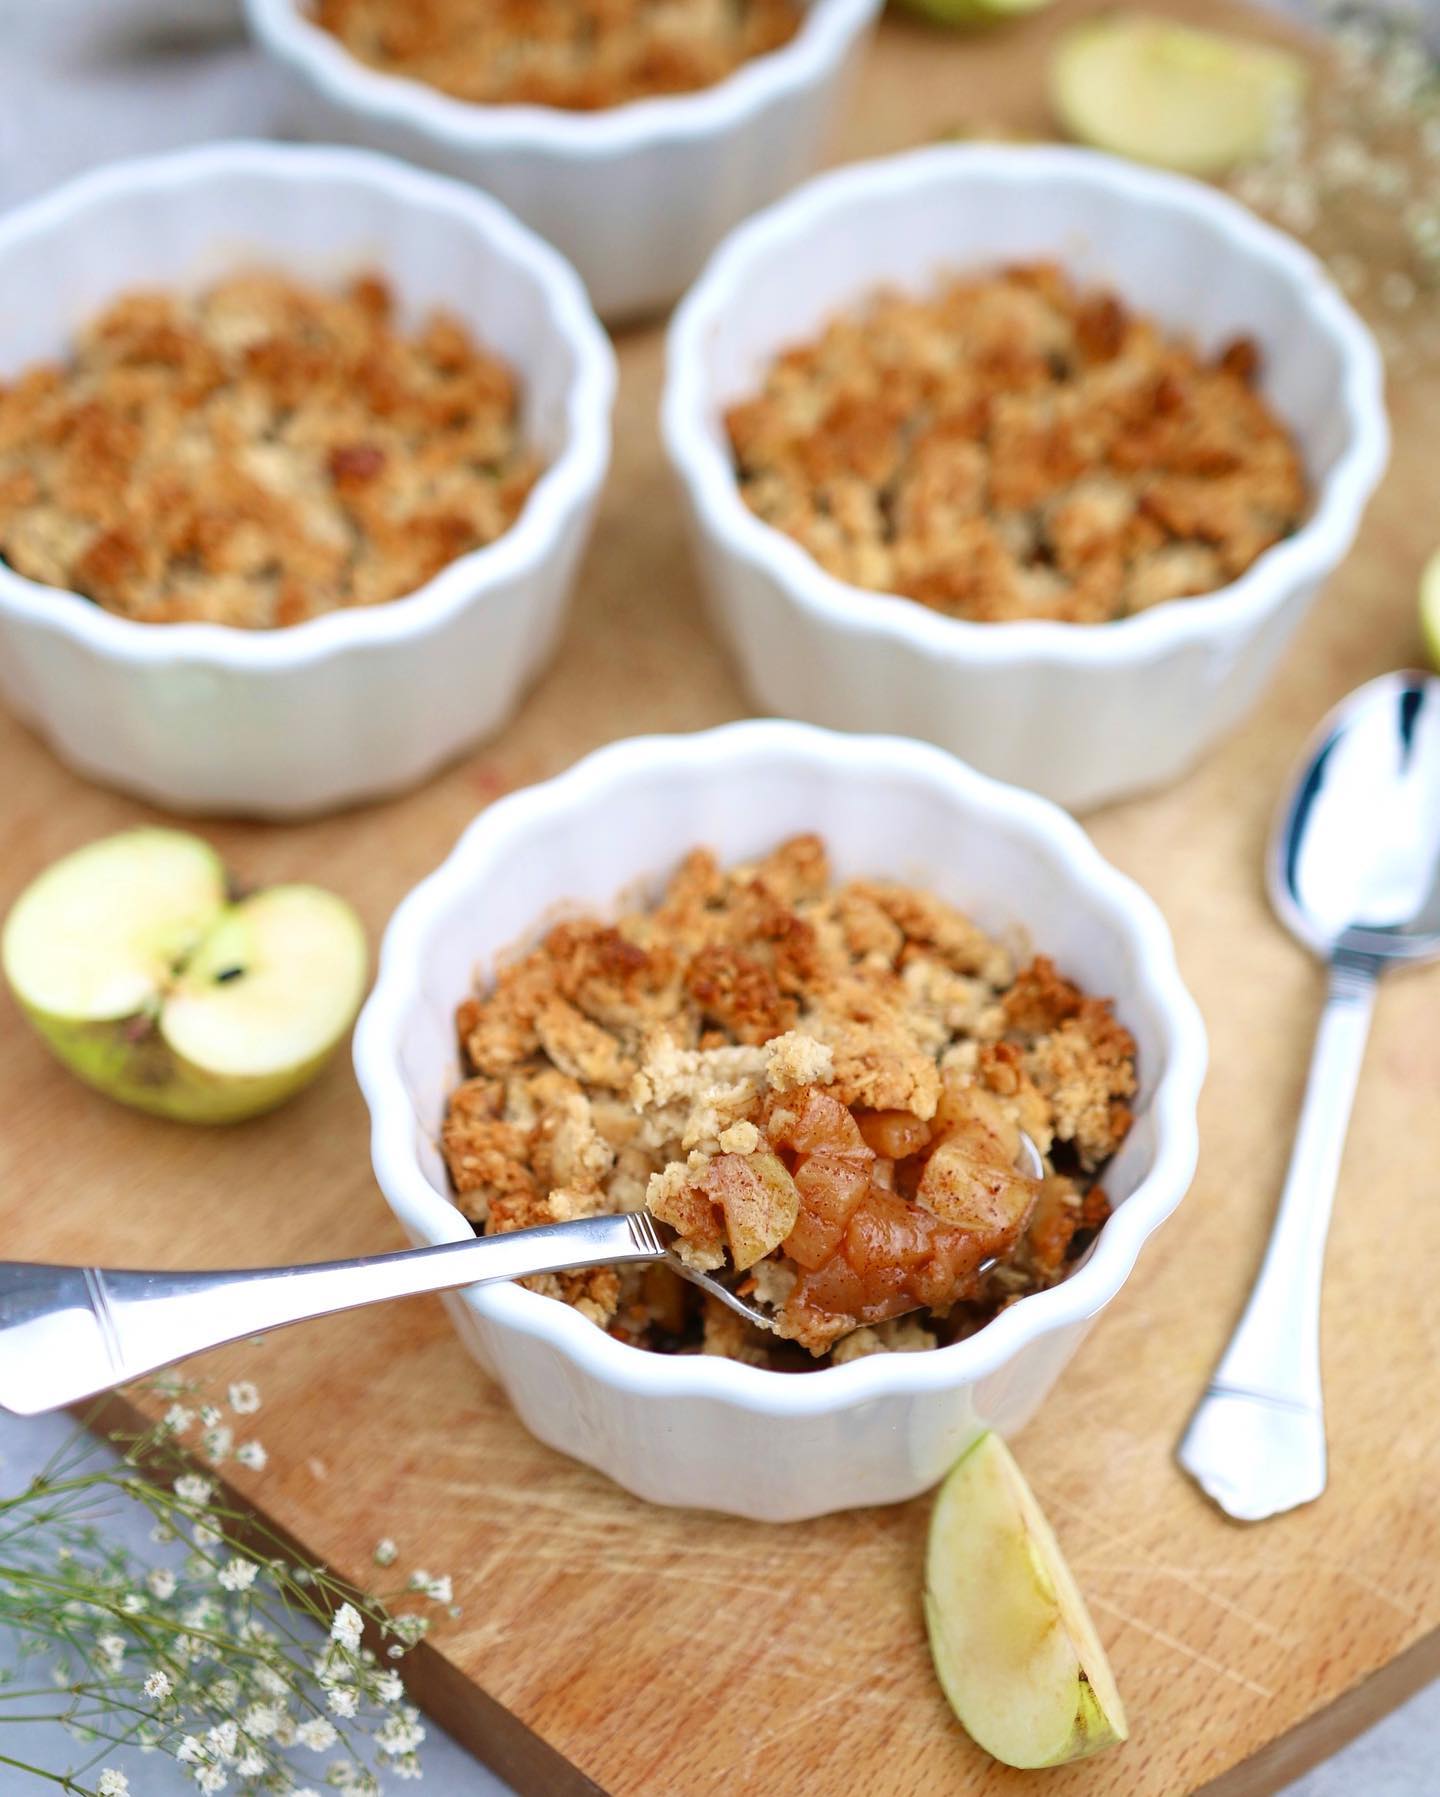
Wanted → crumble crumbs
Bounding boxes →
[442,836,1135,1367]
[0,272,539,627]
[315,0,802,111]
[725,262,1307,625]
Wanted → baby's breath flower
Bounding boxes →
[217,1555,259,1593]
[207,1718,239,1757]
[372,1537,398,1568]
[0,1388,428,1788]
[407,1569,452,1603]
[210,1676,240,1711]
[297,1715,339,1752]
[391,1613,429,1645]
[243,1700,282,1737]
[375,1708,426,1756]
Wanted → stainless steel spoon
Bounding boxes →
[1179,670,1440,1523]
[0,1132,1043,1416]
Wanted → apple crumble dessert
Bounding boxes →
[442,835,1136,1367]
[0,272,539,628]
[315,0,802,111]
[726,262,1307,624]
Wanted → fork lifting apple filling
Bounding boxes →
[441,835,1136,1368]
[650,1082,1041,1353]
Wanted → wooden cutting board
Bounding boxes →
[3,3,1439,1792]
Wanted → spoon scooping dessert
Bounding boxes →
[1178,670,1440,1522]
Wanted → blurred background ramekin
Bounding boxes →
[355,721,1207,1520]
[0,141,615,818]
[244,0,882,321]
[663,145,1389,813]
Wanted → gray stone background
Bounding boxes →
[0,1,1432,1791]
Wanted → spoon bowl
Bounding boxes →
[1269,670,1440,963]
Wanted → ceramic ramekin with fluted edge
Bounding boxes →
[0,142,615,819]
[663,145,1389,814]
[243,0,881,320]
[354,721,1207,1521]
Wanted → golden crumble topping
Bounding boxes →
[726,262,1308,625]
[442,835,1136,1366]
[0,272,540,628]
[315,0,802,111]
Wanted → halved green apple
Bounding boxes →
[3,828,367,1124]
[925,1431,1128,1768]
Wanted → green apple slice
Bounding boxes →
[1051,14,1307,176]
[1420,548,1440,672]
[3,830,367,1124]
[897,0,1052,28]
[925,1431,1128,1768]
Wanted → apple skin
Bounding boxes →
[894,0,1049,27]
[15,1005,347,1125]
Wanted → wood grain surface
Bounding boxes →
[4,3,1439,1793]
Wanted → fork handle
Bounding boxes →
[1178,952,1378,1521]
[0,1212,664,1417]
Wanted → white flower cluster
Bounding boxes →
[4,1376,433,1796]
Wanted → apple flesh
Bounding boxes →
[3,828,368,1124]
[925,1431,1128,1768]
[1050,15,1307,177]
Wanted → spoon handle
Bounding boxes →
[0,1212,666,1418]
[1178,952,1378,1521]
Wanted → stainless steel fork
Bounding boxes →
[0,1128,1050,1415]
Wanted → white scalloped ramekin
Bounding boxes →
[663,145,1389,813]
[0,142,615,818]
[355,721,1206,1520]
[243,0,881,320]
